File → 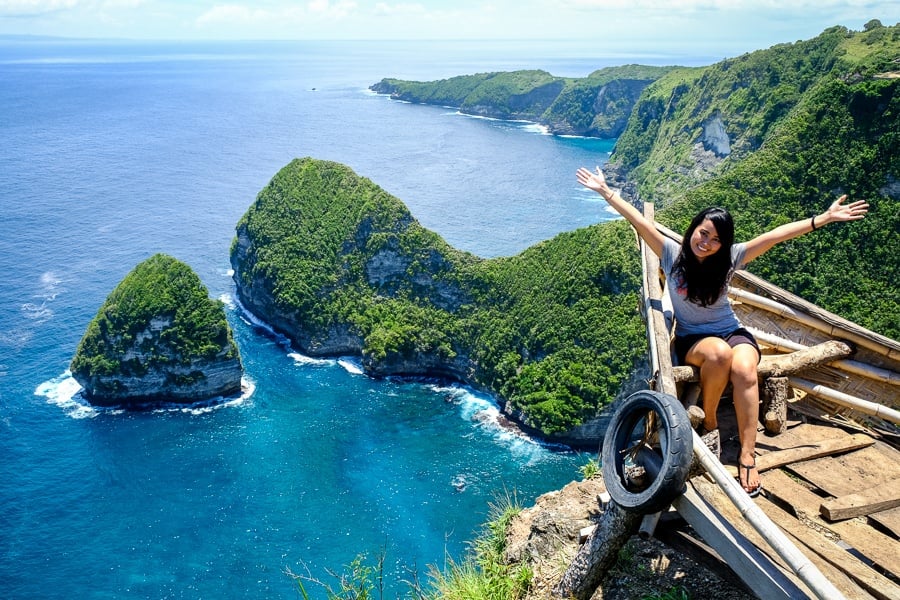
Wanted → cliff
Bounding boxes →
[609,21,900,340]
[71,254,243,406]
[370,65,675,137]
[230,157,646,443]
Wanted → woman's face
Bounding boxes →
[689,218,722,262]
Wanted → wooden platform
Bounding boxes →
[686,419,900,600]
[636,204,900,599]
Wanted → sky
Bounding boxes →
[1,0,899,56]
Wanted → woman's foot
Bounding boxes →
[738,460,762,497]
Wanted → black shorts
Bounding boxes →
[673,327,761,365]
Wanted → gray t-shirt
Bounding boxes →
[660,238,748,336]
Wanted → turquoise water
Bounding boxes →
[0,39,710,598]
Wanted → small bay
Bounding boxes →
[0,39,710,598]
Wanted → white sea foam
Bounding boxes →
[289,352,335,367]
[218,293,236,309]
[432,384,562,463]
[36,372,254,418]
[521,122,550,135]
[337,357,364,375]
[21,302,53,322]
[157,378,255,415]
[35,372,100,419]
[233,297,292,346]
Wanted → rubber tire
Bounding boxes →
[601,390,693,513]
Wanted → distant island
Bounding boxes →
[370,65,676,138]
[71,254,243,406]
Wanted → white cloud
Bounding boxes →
[307,0,357,19]
[373,2,426,16]
[0,0,80,17]
[196,4,271,25]
[559,0,875,8]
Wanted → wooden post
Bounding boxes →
[552,501,642,600]
[762,377,792,435]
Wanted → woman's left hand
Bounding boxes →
[826,195,869,223]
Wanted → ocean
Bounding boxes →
[0,39,711,598]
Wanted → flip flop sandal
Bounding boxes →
[739,462,762,498]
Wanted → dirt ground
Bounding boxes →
[505,477,757,600]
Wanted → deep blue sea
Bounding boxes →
[0,39,713,599]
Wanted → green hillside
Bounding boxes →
[613,21,899,338]
[231,158,645,438]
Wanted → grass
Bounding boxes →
[287,491,528,600]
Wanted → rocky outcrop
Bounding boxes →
[71,254,243,406]
[506,478,754,599]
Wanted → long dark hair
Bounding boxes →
[673,207,735,307]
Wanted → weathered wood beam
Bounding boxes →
[820,479,900,522]
[757,497,900,600]
[726,433,876,475]
[552,501,642,600]
[763,469,900,575]
[686,430,846,600]
[673,340,853,383]
[763,376,792,435]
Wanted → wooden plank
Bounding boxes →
[788,444,900,537]
[762,469,900,576]
[755,434,875,472]
[723,433,875,477]
[821,479,900,521]
[672,482,810,600]
[654,514,755,595]
[757,496,899,600]
[756,422,848,454]
[689,432,848,599]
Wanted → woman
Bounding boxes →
[576,166,869,495]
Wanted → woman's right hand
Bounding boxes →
[576,166,611,199]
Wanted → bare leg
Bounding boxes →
[731,343,761,493]
[685,337,733,432]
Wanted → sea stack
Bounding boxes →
[70,254,243,406]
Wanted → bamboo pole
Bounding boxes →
[749,327,900,387]
[729,287,900,361]
[641,203,677,398]
[789,377,900,425]
[689,431,847,600]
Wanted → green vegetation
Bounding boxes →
[289,494,527,600]
[371,65,675,137]
[232,158,645,437]
[425,495,529,600]
[237,23,899,439]
[71,253,239,379]
[612,23,900,339]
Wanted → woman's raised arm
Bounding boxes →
[577,166,666,257]
[743,194,869,263]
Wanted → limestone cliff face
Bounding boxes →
[230,158,477,380]
[229,158,648,445]
[71,254,243,406]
